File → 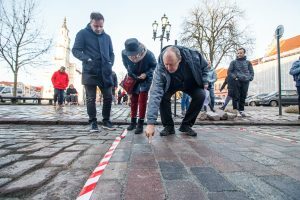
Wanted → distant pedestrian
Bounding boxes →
[219,76,235,110]
[227,48,254,117]
[66,84,78,105]
[111,71,118,105]
[122,38,157,134]
[207,60,217,112]
[72,12,115,132]
[289,56,300,119]
[181,92,190,116]
[117,89,122,105]
[51,66,69,107]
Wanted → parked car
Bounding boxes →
[245,93,269,106]
[260,90,298,107]
[0,86,25,102]
[214,96,224,105]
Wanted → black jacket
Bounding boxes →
[72,24,115,87]
[112,71,118,88]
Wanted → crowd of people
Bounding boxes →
[49,12,299,137]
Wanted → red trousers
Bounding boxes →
[130,92,148,119]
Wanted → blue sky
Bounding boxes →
[1,0,300,85]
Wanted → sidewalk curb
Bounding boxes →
[0,119,299,126]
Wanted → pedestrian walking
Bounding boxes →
[111,71,118,105]
[207,60,217,112]
[227,48,254,117]
[181,92,190,116]
[145,45,208,139]
[289,56,300,119]
[122,38,157,134]
[72,12,115,132]
[219,76,235,110]
[51,66,69,107]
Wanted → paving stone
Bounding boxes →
[48,142,74,148]
[110,149,131,162]
[208,191,250,200]
[131,153,158,169]
[0,149,10,156]
[159,161,188,180]
[90,180,122,200]
[261,175,300,200]
[28,169,88,200]
[0,178,12,187]
[45,151,80,166]
[191,167,236,192]
[0,167,59,194]
[124,169,165,200]
[0,159,45,177]
[207,155,242,172]
[224,172,289,200]
[165,180,207,200]
[236,161,282,176]
[100,162,127,180]
[28,147,62,157]
[83,144,110,155]
[0,154,23,167]
[241,152,282,166]
[17,143,52,152]
[132,143,152,154]
[176,152,205,167]
[71,154,102,170]
[271,165,300,181]
[5,143,32,149]
[64,144,90,151]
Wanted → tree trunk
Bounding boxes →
[13,72,18,97]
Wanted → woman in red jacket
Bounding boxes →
[51,66,69,106]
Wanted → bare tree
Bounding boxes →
[0,0,52,97]
[180,0,254,69]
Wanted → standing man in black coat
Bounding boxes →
[72,12,115,132]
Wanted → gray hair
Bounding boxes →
[162,46,182,61]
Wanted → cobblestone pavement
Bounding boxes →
[0,105,299,125]
[0,124,299,199]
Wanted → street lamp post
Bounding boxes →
[275,25,284,116]
[152,14,171,50]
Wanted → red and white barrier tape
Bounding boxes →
[76,129,128,200]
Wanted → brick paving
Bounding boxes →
[0,105,299,199]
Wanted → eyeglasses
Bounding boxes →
[128,54,141,59]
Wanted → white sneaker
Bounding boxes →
[239,111,246,117]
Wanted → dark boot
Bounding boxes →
[127,118,137,131]
[134,119,144,134]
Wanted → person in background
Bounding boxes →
[181,92,190,116]
[289,56,300,119]
[51,66,69,107]
[111,71,118,105]
[207,60,217,112]
[66,84,78,105]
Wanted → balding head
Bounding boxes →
[162,46,182,73]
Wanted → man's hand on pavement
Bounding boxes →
[145,124,155,143]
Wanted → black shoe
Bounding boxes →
[179,125,197,137]
[127,118,137,131]
[90,121,99,133]
[219,106,224,110]
[102,121,116,130]
[134,119,144,134]
[160,126,175,136]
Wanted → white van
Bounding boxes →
[0,86,24,98]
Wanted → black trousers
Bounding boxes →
[160,87,205,127]
[85,85,112,123]
[232,80,249,111]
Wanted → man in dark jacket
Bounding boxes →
[289,57,300,119]
[145,46,208,139]
[72,12,115,132]
[227,48,254,117]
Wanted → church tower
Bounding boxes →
[54,17,75,85]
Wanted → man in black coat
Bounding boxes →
[72,12,115,132]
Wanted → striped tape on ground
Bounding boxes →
[76,129,128,200]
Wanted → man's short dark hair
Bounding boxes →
[90,12,104,21]
[238,47,246,53]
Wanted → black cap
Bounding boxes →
[124,38,142,56]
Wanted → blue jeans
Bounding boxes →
[181,93,190,112]
[208,86,215,109]
[54,88,64,105]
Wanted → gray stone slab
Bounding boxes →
[28,147,63,157]
[110,149,131,162]
[0,178,12,187]
[17,143,52,152]
[5,143,32,149]
[0,149,10,156]
[208,191,250,200]
[0,167,59,194]
[261,175,300,200]
[90,180,122,200]
[159,161,188,180]
[28,169,88,200]
[0,154,23,167]
[0,159,45,177]
[191,167,236,192]
[71,154,102,170]
[241,152,282,166]
[100,162,127,180]
[224,172,289,200]
[64,145,90,151]
[45,151,80,166]
[165,180,207,200]
[83,144,110,155]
